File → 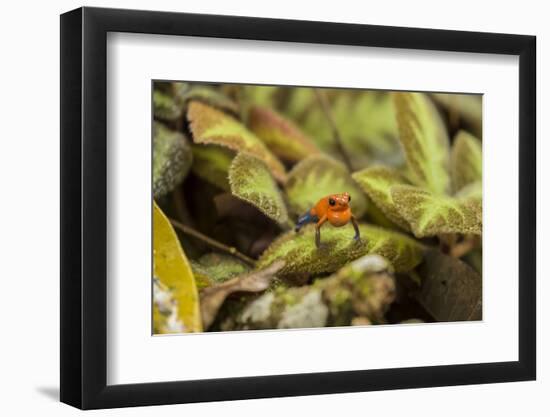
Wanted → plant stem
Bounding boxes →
[313,88,353,170]
[169,218,256,266]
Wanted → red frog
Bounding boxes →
[295,192,360,248]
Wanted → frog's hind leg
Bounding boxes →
[351,215,361,241]
[315,215,328,248]
[295,212,318,232]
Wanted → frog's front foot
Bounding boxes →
[353,234,362,244]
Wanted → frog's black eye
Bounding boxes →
[348,195,352,202]
[329,198,336,206]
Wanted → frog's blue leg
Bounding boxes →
[295,212,318,232]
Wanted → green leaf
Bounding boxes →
[153,201,202,333]
[187,101,286,182]
[391,185,482,238]
[451,130,482,193]
[416,248,482,321]
[154,82,239,120]
[431,93,482,138]
[191,253,251,285]
[454,180,482,201]
[285,90,403,169]
[183,85,239,116]
[247,105,320,162]
[153,89,183,121]
[284,155,367,218]
[153,122,193,198]
[228,153,289,225]
[242,85,282,108]
[352,166,410,231]
[393,92,451,195]
[257,222,424,278]
[191,144,234,191]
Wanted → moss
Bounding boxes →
[239,292,275,325]
[332,288,352,307]
[191,253,251,285]
[220,255,396,330]
[277,291,329,329]
[280,291,299,307]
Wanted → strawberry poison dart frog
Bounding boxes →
[295,192,360,248]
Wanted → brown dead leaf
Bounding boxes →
[200,260,285,329]
[415,248,482,321]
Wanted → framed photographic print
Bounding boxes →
[60,6,536,409]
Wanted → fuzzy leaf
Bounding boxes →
[248,105,320,162]
[228,153,289,225]
[153,202,202,333]
[191,253,251,285]
[191,144,234,191]
[153,122,193,198]
[451,130,482,192]
[187,101,286,182]
[431,93,482,138]
[352,166,410,231]
[200,260,285,329]
[257,223,424,278]
[183,85,239,115]
[242,85,282,108]
[153,89,183,121]
[455,180,482,201]
[393,92,451,195]
[154,82,239,120]
[286,90,402,169]
[284,155,367,218]
[416,248,482,321]
[391,185,482,238]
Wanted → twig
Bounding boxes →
[313,88,353,170]
[438,233,457,254]
[169,218,256,266]
[449,235,480,258]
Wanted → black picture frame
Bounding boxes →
[60,6,536,410]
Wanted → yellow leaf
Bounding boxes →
[153,201,202,333]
